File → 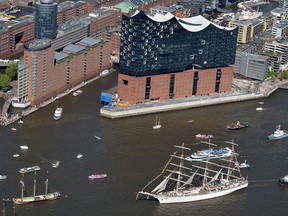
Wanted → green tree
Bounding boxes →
[0,74,11,92]
[5,62,18,80]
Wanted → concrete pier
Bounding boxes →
[100,79,285,119]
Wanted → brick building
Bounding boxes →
[88,8,122,39]
[0,15,35,59]
[117,11,238,104]
[16,37,111,107]
[57,0,87,25]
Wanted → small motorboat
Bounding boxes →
[259,101,264,105]
[2,198,12,203]
[234,160,250,169]
[13,154,20,158]
[195,134,214,139]
[88,174,108,180]
[188,120,195,123]
[53,107,63,120]
[94,136,101,140]
[18,119,24,124]
[73,89,83,97]
[279,173,288,185]
[0,175,7,180]
[51,160,60,168]
[20,145,28,150]
[11,128,17,131]
[256,107,264,111]
[77,154,83,159]
[227,121,249,130]
[19,166,40,174]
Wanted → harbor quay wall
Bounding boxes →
[100,92,273,119]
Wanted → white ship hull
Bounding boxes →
[141,182,248,204]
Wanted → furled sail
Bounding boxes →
[151,173,172,194]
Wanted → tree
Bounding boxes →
[0,74,11,92]
[5,62,18,80]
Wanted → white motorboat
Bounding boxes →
[51,160,60,168]
[186,146,232,161]
[195,134,213,139]
[137,140,248,204]
[234,160,250,169]
[268,125,288,140]
[77,154,83,159]
[73,89,83,97]
[53,107,63,120]
[0,175,7,180]
[94,136,101,140]
[256,107,264,111]
[13,154,20,158]
[88,174,108,180]
[279,173,288,185]
[100,69,112,77]
[11,128,17,131]
[20,145,28,150]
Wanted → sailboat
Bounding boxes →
[153,116,161,129]
[13,179,61,204]
[136,140,248,204]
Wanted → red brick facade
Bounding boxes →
[57,1,87,25]
[117,67,234,104]
[24,40,112,106]
[0,21,35,59]
[89,9,122,39]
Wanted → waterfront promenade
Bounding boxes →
[100,78,288,119]
[1,75,288,125]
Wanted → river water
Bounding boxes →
[1,1,287,215]
[1,71,288,216]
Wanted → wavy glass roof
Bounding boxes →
[131,10,236,32]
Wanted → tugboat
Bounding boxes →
[268,125,288,140]
[279,173,288,186]
[227,120,249,130]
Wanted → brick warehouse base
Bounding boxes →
[117,67,234,104]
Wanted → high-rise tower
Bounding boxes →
[35,0,58,39]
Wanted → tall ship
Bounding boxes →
[136,140,248,204]
[13,179,60,204]
[268,125,288,140]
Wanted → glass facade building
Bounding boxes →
[35,0,58,39]
[119,11,238,77]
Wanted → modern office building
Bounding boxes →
[272,20,288,38]
[35,0,58,39]
[264,37,288,70]
[228,18,264,44]
[279,0,288,9]
[0,4,121,59]
[15,37,112,107]
[117,11,238,103]
[233,46,269,81]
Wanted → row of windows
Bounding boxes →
[119,12,238,77]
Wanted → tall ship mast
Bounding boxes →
[13,178,61,204]
[136,140,248,204]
